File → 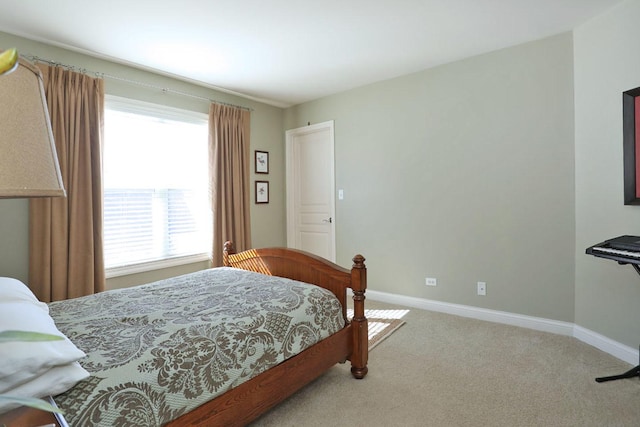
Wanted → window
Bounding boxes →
[103,97,211,276]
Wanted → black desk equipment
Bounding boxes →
[586,235,640,382]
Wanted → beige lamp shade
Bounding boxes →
[0,58,65,198]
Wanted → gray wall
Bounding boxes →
[3,0,640,350]
[574,0,640,347]
[285,33,577,322]
[0,31,287,288]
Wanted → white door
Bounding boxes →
[286,121,336,262]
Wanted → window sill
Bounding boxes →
[105,253,211,278]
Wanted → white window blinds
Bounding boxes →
[103,97,211,272]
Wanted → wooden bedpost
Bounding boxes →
[223,241,235,267]
[350,254,368,379]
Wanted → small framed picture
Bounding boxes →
[255,181,269,204]
[255,150,269,174]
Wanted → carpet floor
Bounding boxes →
[251,299,640,426]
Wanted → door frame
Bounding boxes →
[285,120,336,261]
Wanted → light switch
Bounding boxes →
[338,189,344,200]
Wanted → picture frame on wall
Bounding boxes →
[255,181,269,204]
[255,150,269,174]
[623,86,640,205]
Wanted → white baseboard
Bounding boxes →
[367,290,639,366]
[573,325,639,365]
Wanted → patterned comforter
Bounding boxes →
[48,267,345,426]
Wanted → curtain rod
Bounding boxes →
[22,54,253,112]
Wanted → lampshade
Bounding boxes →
[0,58,65,198]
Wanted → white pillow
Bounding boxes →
[0,276,42,303]
[0,361,89,413]
[0,277,87,393]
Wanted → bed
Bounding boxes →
[2,242,368,426]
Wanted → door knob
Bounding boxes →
[322,217,332,223]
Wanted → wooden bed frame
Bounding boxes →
[165,242,368,426]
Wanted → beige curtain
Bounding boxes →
[29,64,105,302]
[209,103,251,266]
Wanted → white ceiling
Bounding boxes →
[0,0,622,107]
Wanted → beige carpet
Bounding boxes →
[251,300,640,426]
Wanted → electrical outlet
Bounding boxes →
[425,277,437,286]
[477,281,486,296]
